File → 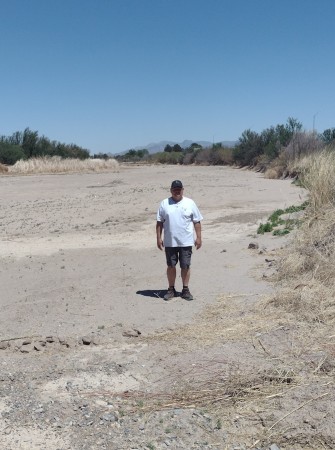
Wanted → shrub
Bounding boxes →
[0,142,27,165]
[257,203,307,235]
[150,152,183,165]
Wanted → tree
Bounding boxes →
[320,128,335,144]
[172,144,183,152]
[0,142,26,165]
[136,149,149,158]
[233,129,263,166]
[22,128,38,158]
[233,117,303,166]
[164,144,173,153]
[286,117,302,134]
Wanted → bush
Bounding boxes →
[150,152,183,164]
[0,142,27,165]
[257,203,307,235]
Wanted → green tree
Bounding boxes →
[233,118,303,166]
[320,128,335,144]
[136,149,149,158]
[233,129,263,166]
[172,144,183,152]
[22,127,38,158]
[0,142,26,165]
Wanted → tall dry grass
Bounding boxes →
[8,156,118,174]
[288,150,335,209]
[271,150,335,325]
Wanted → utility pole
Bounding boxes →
[313,112,318,133]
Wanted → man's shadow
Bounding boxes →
[136,289,176,300]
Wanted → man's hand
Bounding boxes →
[195,237,202,250]
[157,238,164,251]
[156,221,164,251]
[194,222,202,250]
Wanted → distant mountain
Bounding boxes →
[115,139,237,155]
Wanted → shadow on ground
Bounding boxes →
[136,289,174,299]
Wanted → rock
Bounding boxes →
[22,339,32,345]
[0,341,9,350]
[35,407,44,413]
[269,445,281,450]
[20,346,30,353]
[122,329,141,338]
[101,413,118,422]
[59,336,70,347]
[46,336,55,343]
[248,242,259,249]
[34,343,44,352]
[82,336,92,345]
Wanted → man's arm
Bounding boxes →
[156,221,164,250]
[194,221,202,249]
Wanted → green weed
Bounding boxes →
[257,202,308,236]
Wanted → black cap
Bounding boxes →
[171,180,183,189]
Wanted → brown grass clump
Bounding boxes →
[271,206,335,324]
[9,156,119,174]
[144,293,273,350]
[264,168,280,179]
[0,163,9,173]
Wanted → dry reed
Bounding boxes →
[8,156,118,174]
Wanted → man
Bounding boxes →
[156,180,203,301]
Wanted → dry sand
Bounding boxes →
[1,164,323,450]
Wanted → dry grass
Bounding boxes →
[287,150,335,208]
[145,293,271,350]
[264,168,280,179]
[273,151,335,327]
[8,156,119,174]
[92,291,333,448]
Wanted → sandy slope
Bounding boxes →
[0,165,310,449]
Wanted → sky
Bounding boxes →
[1,0,334,154]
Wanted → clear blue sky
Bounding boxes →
[1,0,334,154]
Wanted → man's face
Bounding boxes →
[171,187,183,202]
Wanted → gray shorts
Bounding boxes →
[165,246,193,269]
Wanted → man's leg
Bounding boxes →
[180,247,194,300]
[167,266,177,288]
[181,267,190,287]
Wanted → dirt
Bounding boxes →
[1,164,333,450]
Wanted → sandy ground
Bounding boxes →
[1,164,323,450]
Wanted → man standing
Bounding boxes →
[156,180,203,301]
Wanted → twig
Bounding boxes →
[225,293,259,299]
[267,392,329,432]
[313,356,328,373]
[0,335,39,343]
[257,338,271,355]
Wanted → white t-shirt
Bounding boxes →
[157,196,203,247]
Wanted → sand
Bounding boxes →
[1,164,317,450]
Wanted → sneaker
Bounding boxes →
[164,287,176,301]
[181,288,193,301]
